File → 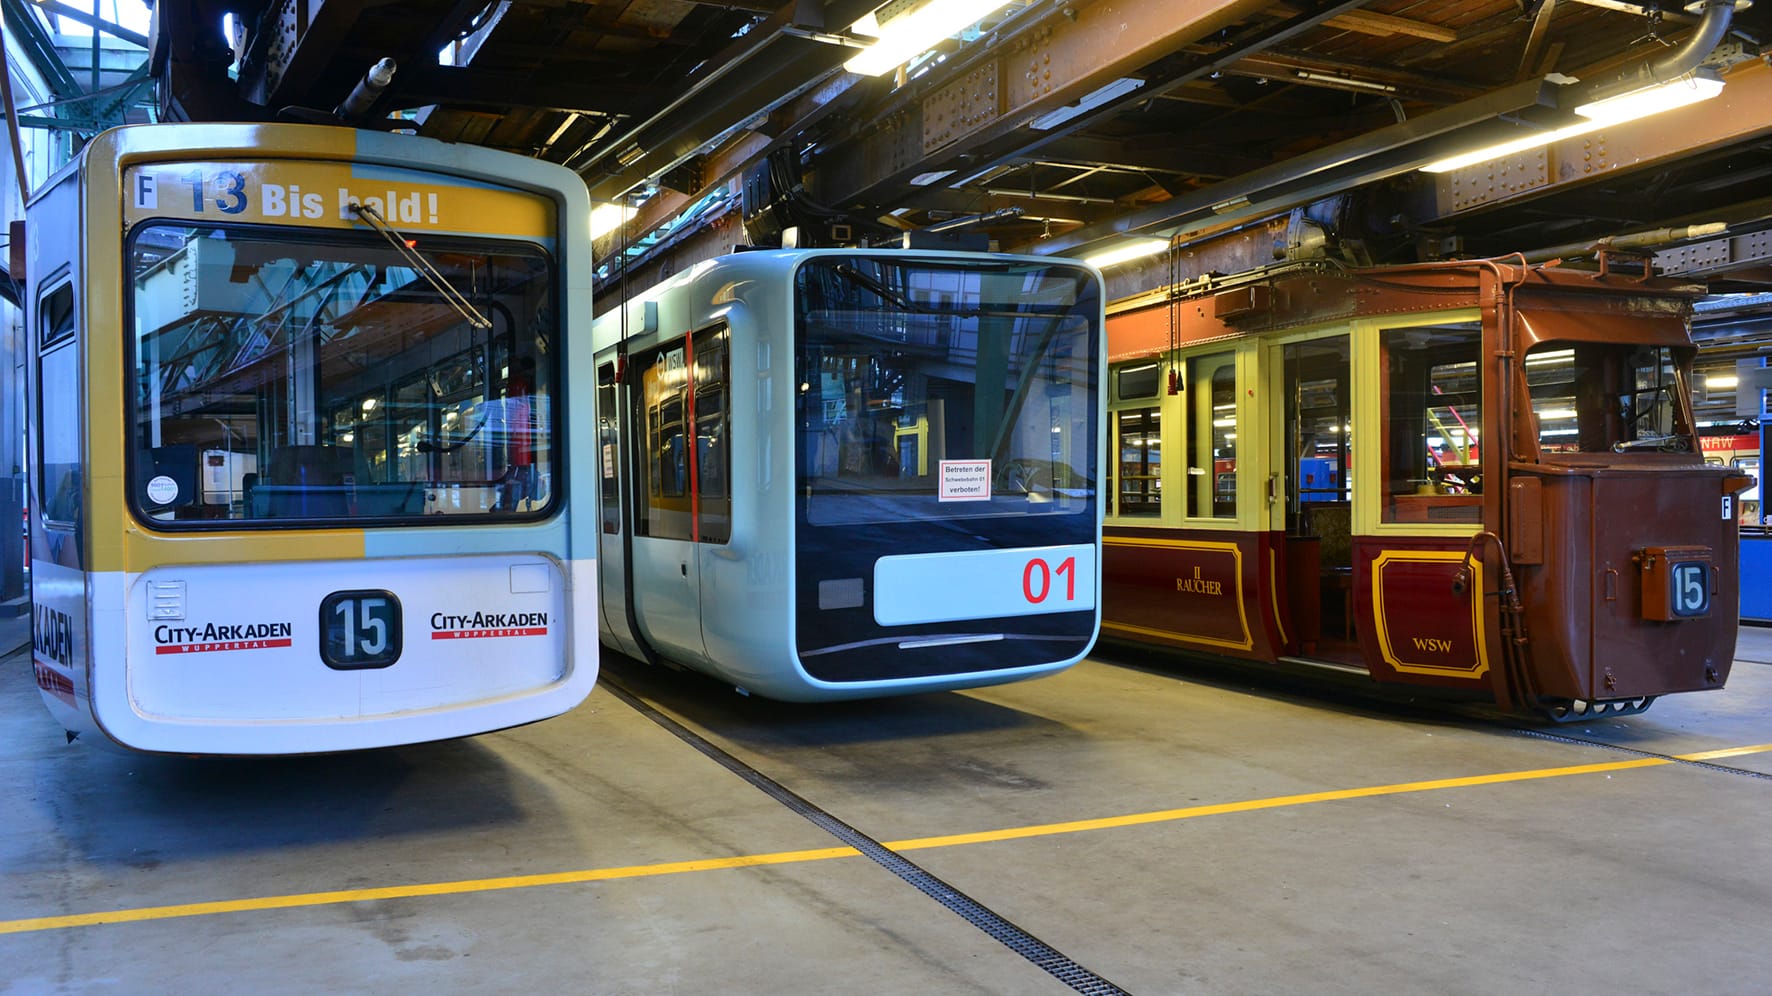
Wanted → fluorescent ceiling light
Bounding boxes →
[844,0,1014,77]
[1293,70,1396,94]
[1083,238,1169,268]
[1419,120,1605,173]
[1420,71,1726,174]
[1706,375,1740,390]
[1031,77,1146,130]
[1574,71,1725,123]
[590,202,636,240]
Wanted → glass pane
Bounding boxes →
[1115,407,1161,516]
[1382,322,1481,524]
[1186,352,1236,519]
[694,326,731,544]
[794,257,1099,528]
[38,344,81,525]
[1117,362,1159,400]
[127,223,555,524]
[1525,343,1695,455]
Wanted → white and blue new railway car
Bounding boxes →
[592,249,1104,700]
[23,124,599,753]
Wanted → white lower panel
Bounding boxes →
[873,544,1098,626]
[85,554,597,754]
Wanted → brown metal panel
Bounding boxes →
[1508,475,1545,566]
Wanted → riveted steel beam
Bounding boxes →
[811,0,1384,220]
[814,0,1282,208]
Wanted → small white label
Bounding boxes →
[939,460,991,502]
[133,171,158,210]
[146,475,180,505]
[1723,495,1735,521]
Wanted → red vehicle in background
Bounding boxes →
[1100,256,1752,718]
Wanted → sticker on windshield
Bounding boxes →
[939,460,991,502]
[146,475,179,505]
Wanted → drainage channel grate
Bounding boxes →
[1514,727,1772,781]
[604,680,1131,996]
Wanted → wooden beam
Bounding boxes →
[1270,3,1459,43]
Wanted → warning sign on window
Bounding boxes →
[939,460,991,502]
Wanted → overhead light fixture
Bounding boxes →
[1706,374,1740,390]
[1420,70,1726,174]
[1083,238,1169,269]
[1030,78,1147,130]
[1418,121,1601,174]
[1573,69,1725,122]
[1293,70,1397,94]
[844,0,1015,77]
[590,202,636,240]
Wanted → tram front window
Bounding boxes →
[1524,342,1696,455]
[794,257,1099,531]
[126,223,555,525]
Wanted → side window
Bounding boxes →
[37,283,81,527]
[1187,351,1236,519]
[598,364,620,534]
[1282,335,1353,565]
[632,325,730,543]
[1111,361,1161,517]
[693,325,731,544]
[634,341,687,540]
[1381,321,1482,524]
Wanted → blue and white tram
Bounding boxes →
[23,124,599,753]
[593,249,1104,700]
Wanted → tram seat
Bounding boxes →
[267,446,347,486]
[1306,503,1355,638]
[253,446,349,517]
[1305,503,1352,569]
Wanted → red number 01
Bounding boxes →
[1023,556,1077,603]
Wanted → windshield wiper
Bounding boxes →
[350,200,492,330]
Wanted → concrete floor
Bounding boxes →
[2,616,1770,994]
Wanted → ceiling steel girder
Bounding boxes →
[591,129,776,265]
[1413,59,1772,224]
[1658,228,1772,278]
[597,0,1371,282]
[30,0,149,47]
[1031,74,1565,257]
[574,0,881,203]
[811,0,1296,213]
[383,65,650,120]
[235,0,367,108]
[2,0,82,99]
[591,66,867,268]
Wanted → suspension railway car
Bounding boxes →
[23,124,599,753]
[1101,256,1752,718]
[593,248,1103,700]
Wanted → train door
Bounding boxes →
[594,355,642,658]
[1273,333,1353,657]
[618,326,729,667]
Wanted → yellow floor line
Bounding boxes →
[3,743,1768,936]
[1677,743,1772,761]
[0,847,857,935]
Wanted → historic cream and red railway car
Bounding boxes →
[1101,256,1752,718]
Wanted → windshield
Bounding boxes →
[127,223,555,525]
[794,256,1099,528]
[1524,342,1696,455]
